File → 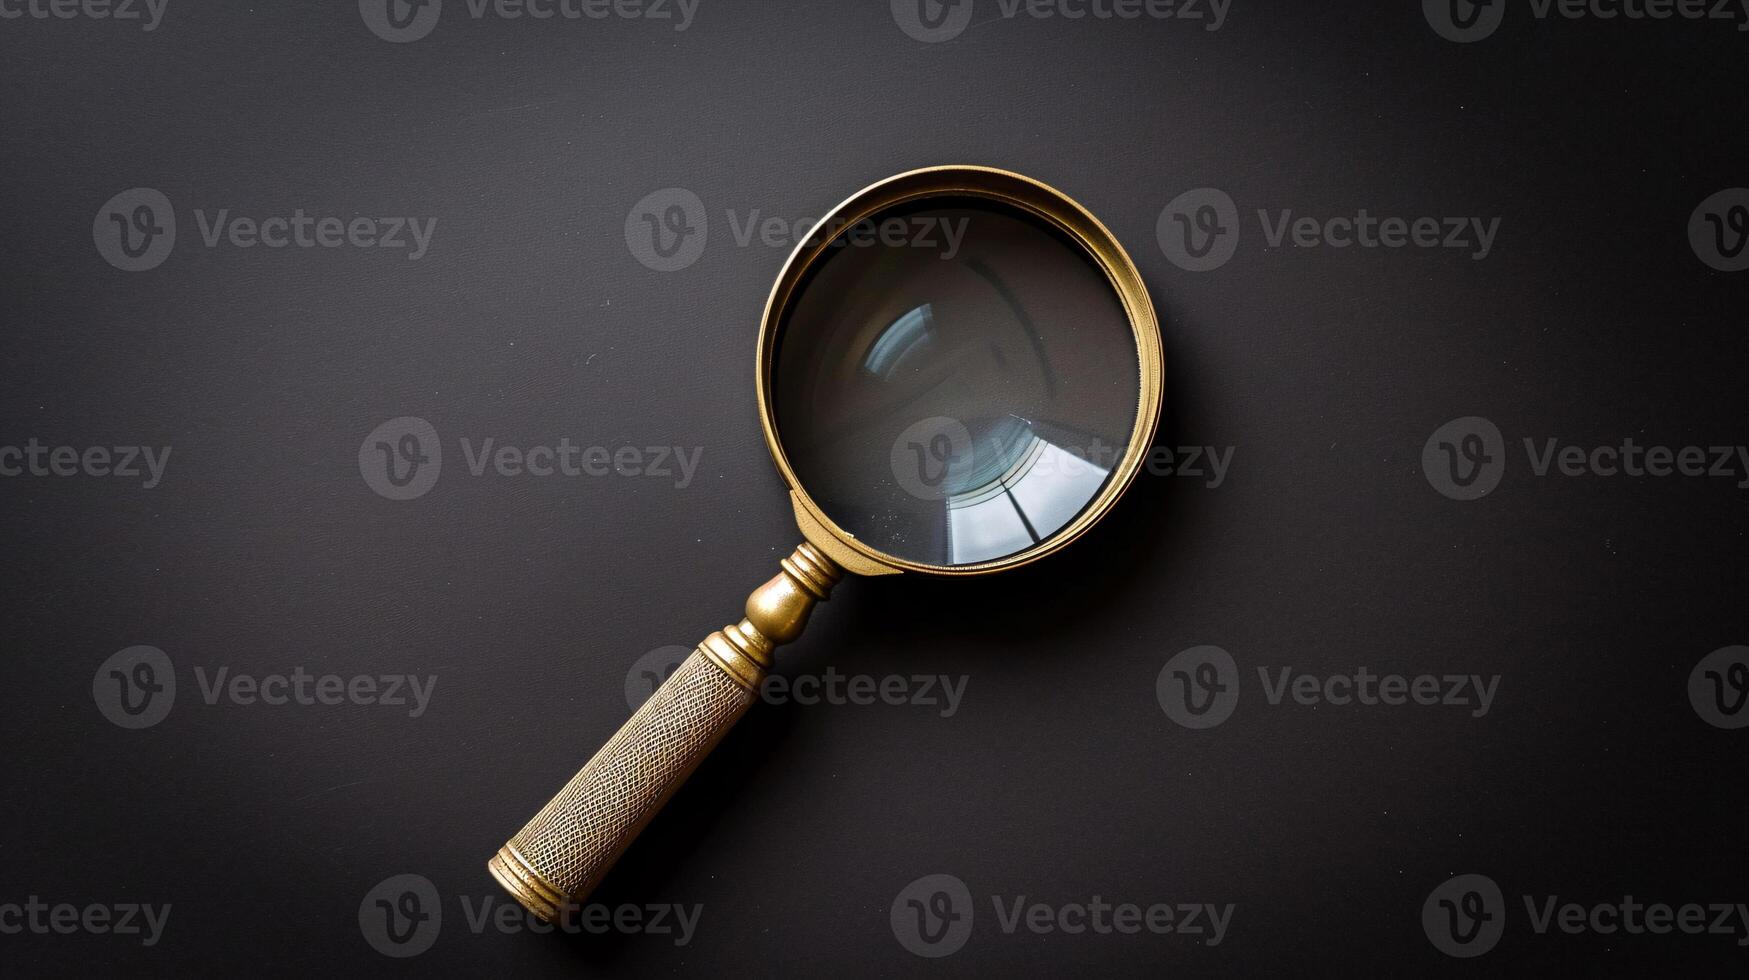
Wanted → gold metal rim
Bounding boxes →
[488,844,565,923]
[755,165,1165,577]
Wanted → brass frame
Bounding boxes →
[756,164,1165,577]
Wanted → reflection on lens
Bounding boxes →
[772,198,1141,567]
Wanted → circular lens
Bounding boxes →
[771,197,1143,568]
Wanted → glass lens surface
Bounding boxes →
[772,197,1142,567]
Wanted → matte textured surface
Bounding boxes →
[2,1,1745,976]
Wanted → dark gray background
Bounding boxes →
[2,0,1745,975]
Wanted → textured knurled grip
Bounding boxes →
[491,649,756,919]
[490,543,840,921]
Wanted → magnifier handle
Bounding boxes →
[489,543,841,921]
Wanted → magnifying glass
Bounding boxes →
[489,165,1163,920]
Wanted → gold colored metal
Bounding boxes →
[491,543,840,919]
[493,167,1163,921]
[758,165,1165,577]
